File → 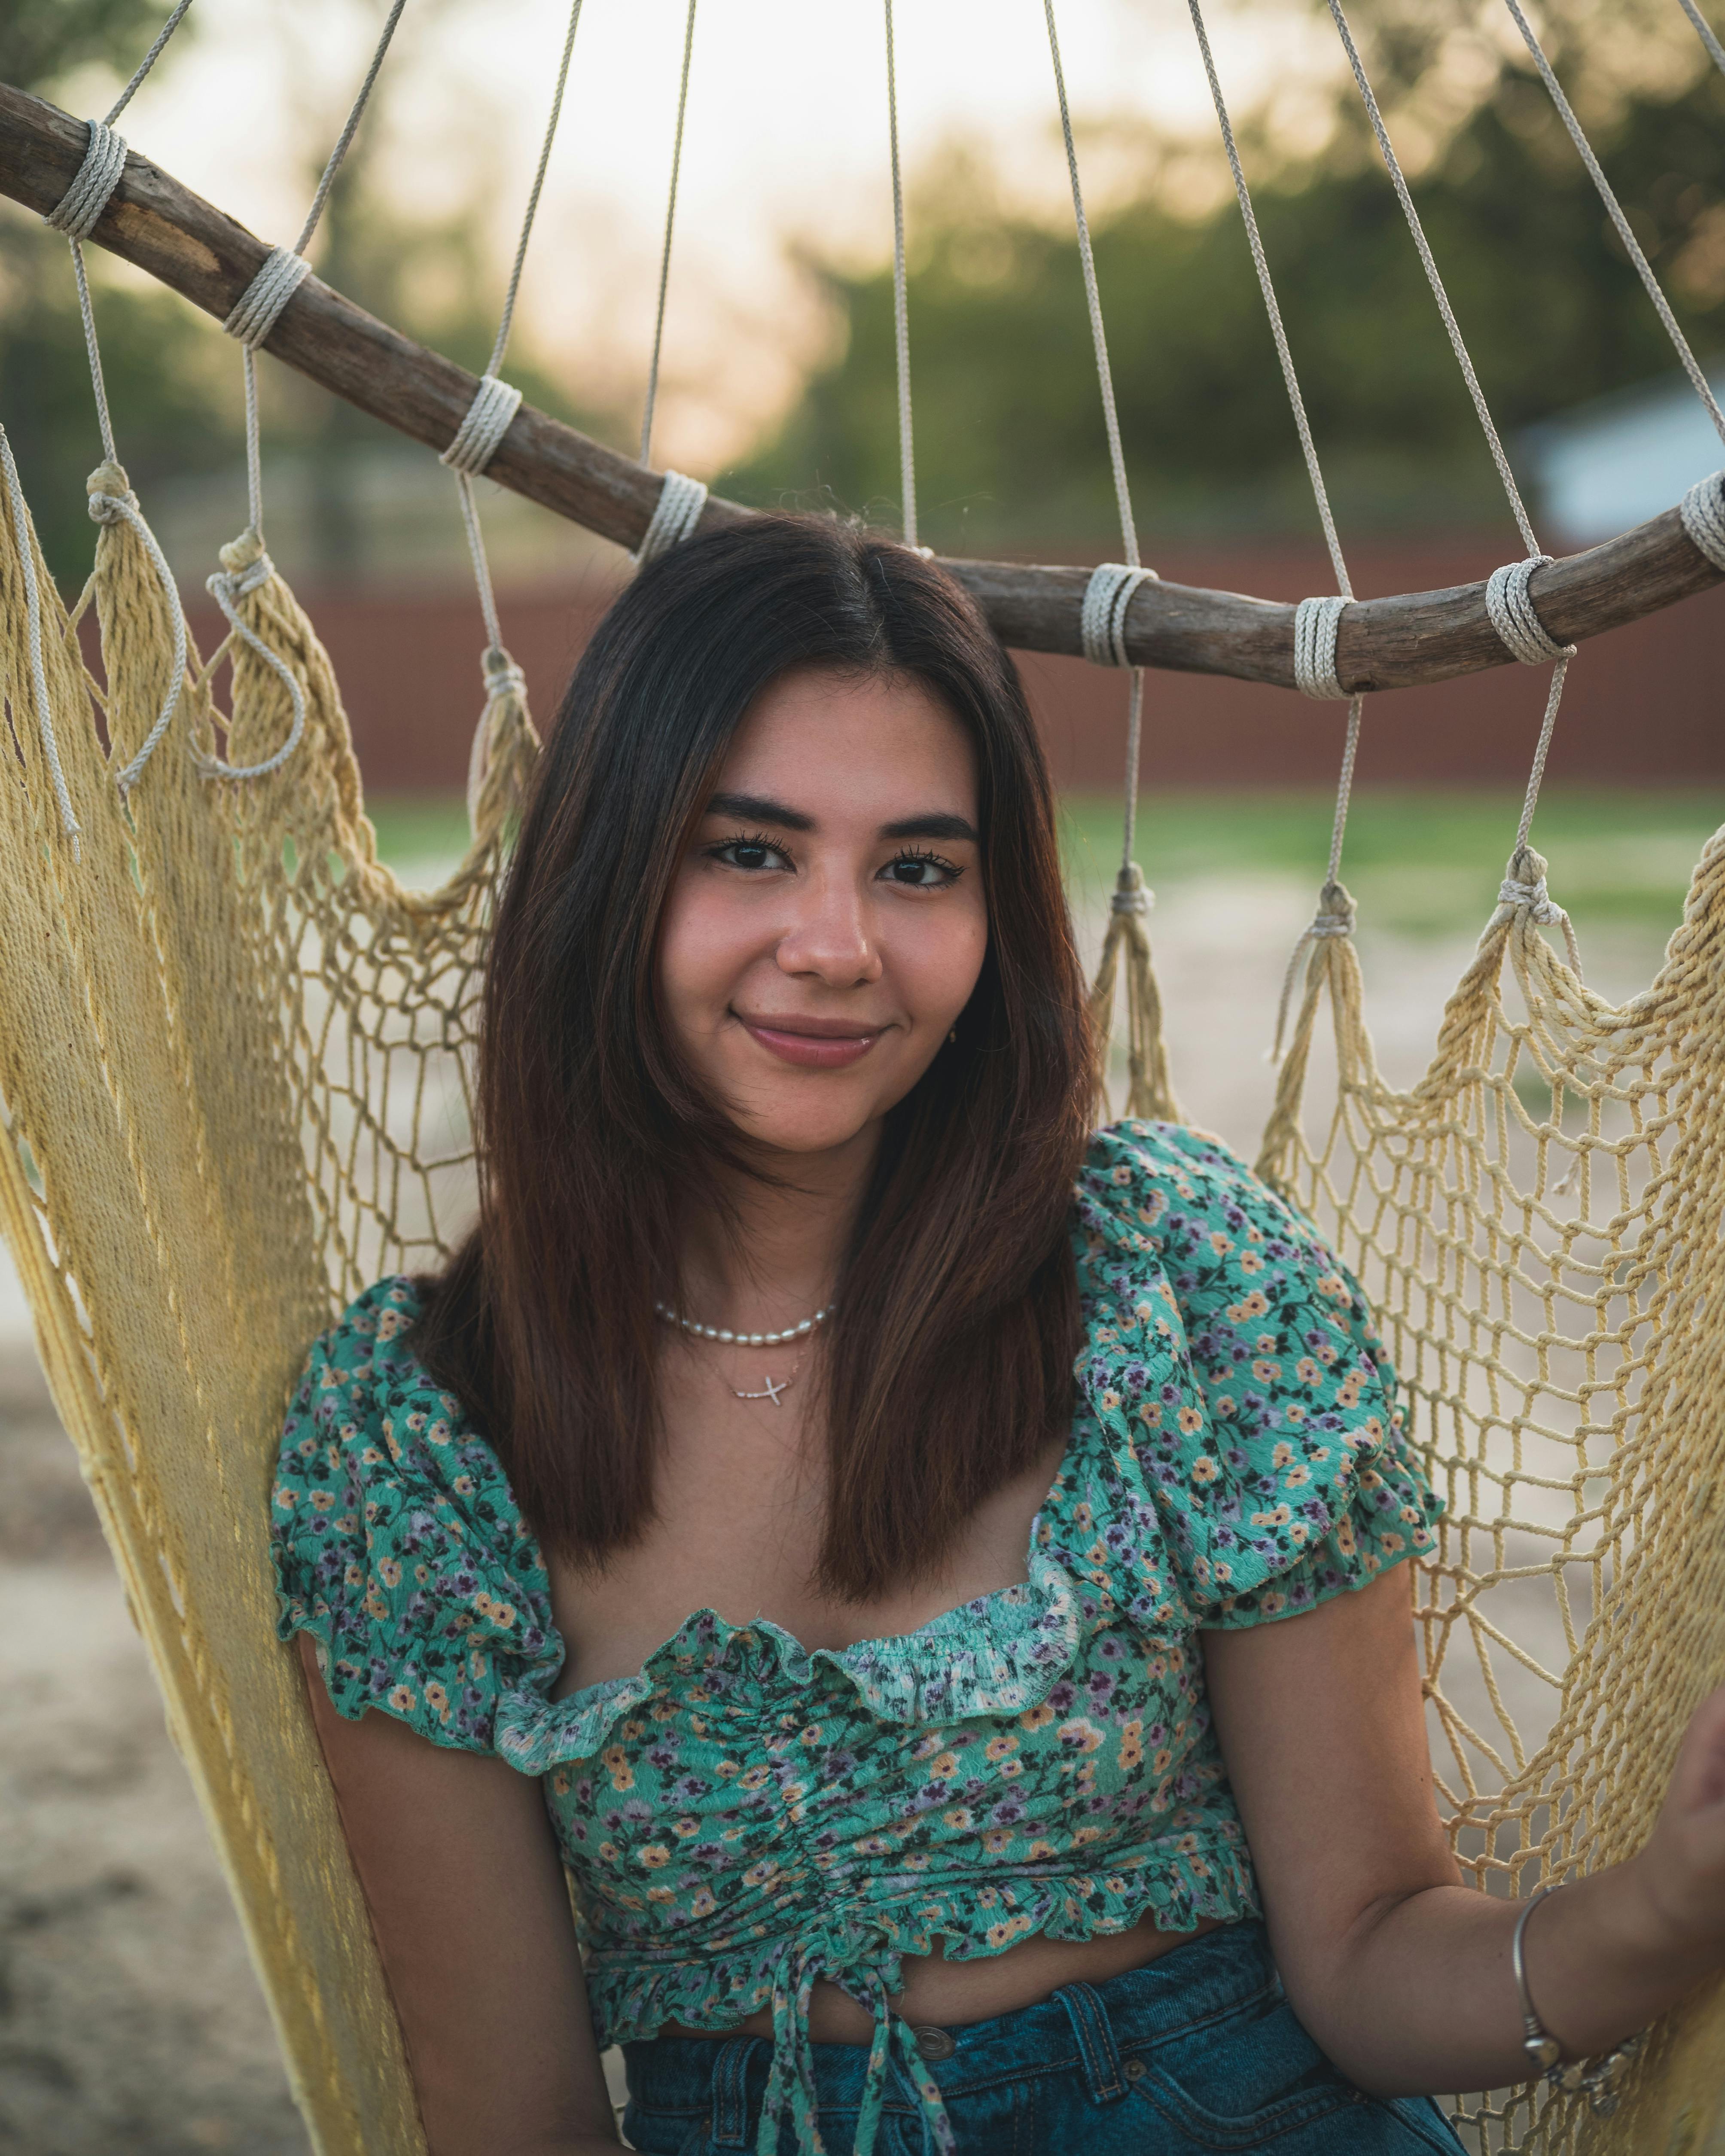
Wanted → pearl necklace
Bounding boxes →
[653,1300,835,1348]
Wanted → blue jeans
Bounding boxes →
[619,1920,1469,2154]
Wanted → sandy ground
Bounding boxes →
[0,869,1677,2153]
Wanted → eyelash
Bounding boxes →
[704,832,964,886]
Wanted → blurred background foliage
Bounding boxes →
[3,0,1723,577]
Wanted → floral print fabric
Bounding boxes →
[271,1119,1442,2155]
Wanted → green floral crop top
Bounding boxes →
[271,1121,1442,2156]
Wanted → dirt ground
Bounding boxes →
[0,874,1677,2154]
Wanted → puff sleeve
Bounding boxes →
[1072,1120,1444,1628]
[270,1274,564,1754]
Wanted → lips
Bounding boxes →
[735,1014,886,1070]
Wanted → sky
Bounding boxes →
[54,0,1351,468]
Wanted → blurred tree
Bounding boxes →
[723,59,1725,556]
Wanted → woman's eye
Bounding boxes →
[711,837,791,872]
[882,852,961,888]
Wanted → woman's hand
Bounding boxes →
[1627,1681,1725,1961]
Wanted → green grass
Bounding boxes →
[363,788,1724,937]
[1060,788,1724,935]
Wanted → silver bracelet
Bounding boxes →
[1512,1881,1646,2116]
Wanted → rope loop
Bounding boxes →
[1081,563,1156,668]
[223,247,313,351]
[634,469,707,568]
[1271,877,1357,1062]
[1486,556,1573,666]
[442,375,523,478]
[45,119,128,240]
[85,461,191,804]
[1293,594,1349,699]
[1110,861,1153,917]
[195,534,308,784]
[1680,471,1725,573]
[481,643,528,700]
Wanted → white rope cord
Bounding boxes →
[0,424,80,856]
[1486,555,1572,665]
[31,3,200,821]
[1044,0,1155,887]
[1681,472,1725,570]
[1293,595,1349,699]
[195,549,308,783]
[1081,564,1155,669]
[884,0,917,550]
[635,470,708,567]
[641,0,697,465]
[440,375,524,478]
[1679,0,1725,74]
[441,0,583,675]
[44,121,129,241]
[1326,0,1540,559]
[1184,0,1367,1039]
[1502,0,1725,450]
[1324,0,1585,956]
[1042,1,1140,572]
[222,247,314,352]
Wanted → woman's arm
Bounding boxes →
[296,1635,620,2156]
[1201,1565,1725,2097]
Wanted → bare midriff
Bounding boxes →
[661,1907,1229,2044]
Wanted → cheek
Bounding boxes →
[656,871,768,1032]
[887,895,990,1017]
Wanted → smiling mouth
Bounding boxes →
[734,1014,886,1069]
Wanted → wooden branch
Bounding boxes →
[3,79,1721,694]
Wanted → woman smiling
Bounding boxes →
[271,517,1725,2156]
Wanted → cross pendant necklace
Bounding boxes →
[734,1370,791,1407]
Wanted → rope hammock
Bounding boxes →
[1,4,1724,2152]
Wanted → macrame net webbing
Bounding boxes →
[1250,851,1725,2153]
[0,468,535,2156]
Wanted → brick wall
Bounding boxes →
[179,537,1724,795]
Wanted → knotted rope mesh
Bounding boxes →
[0,467,537,2156]
[1257,831,1725,2153]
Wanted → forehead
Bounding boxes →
[714,667,977,813]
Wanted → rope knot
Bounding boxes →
[1081,562,1157,669]
[222,246,312,351]
[45,119,128,240]
[1681,470,1725,573]
[217,527,268,579]
[85,462,137,520]
[481,644,528,699]
[635,469,708,567]
[1485,557,1574,665]
[1494,846,1582,977]
[1293,594,1350,699]
[1110,862,1152,917]
[442,374,523,478]
[1310,879,1357,937]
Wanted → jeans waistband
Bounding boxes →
[623,1918,1276,2126]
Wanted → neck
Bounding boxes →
[677,1122,880,1333]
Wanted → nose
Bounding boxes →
[774,866,882,989]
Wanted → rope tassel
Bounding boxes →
[1088,862,1178,1124]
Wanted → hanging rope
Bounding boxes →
[1679,0,1725,75]
[27,0,200,832]
[1325,0,1583,976]
[1043,2,1175,1121]
[883,0,918,550]
[1500,0,1725,450]
[1185,0,1369,1063]
[641,0,697,466]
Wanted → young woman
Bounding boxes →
[272,517,1725,2156]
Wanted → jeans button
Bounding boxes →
[1123,2059,1147,2082]
[913,2024,956,2061]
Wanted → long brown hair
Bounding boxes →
[407,515,1094,1599]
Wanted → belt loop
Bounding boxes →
[1055,1979,1126,2104]
[710,2032,763,2149]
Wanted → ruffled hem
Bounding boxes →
[582,1833,1261,2046]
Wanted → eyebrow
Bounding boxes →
[703,792,979,845]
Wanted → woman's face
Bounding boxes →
[658,664,988,1159]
